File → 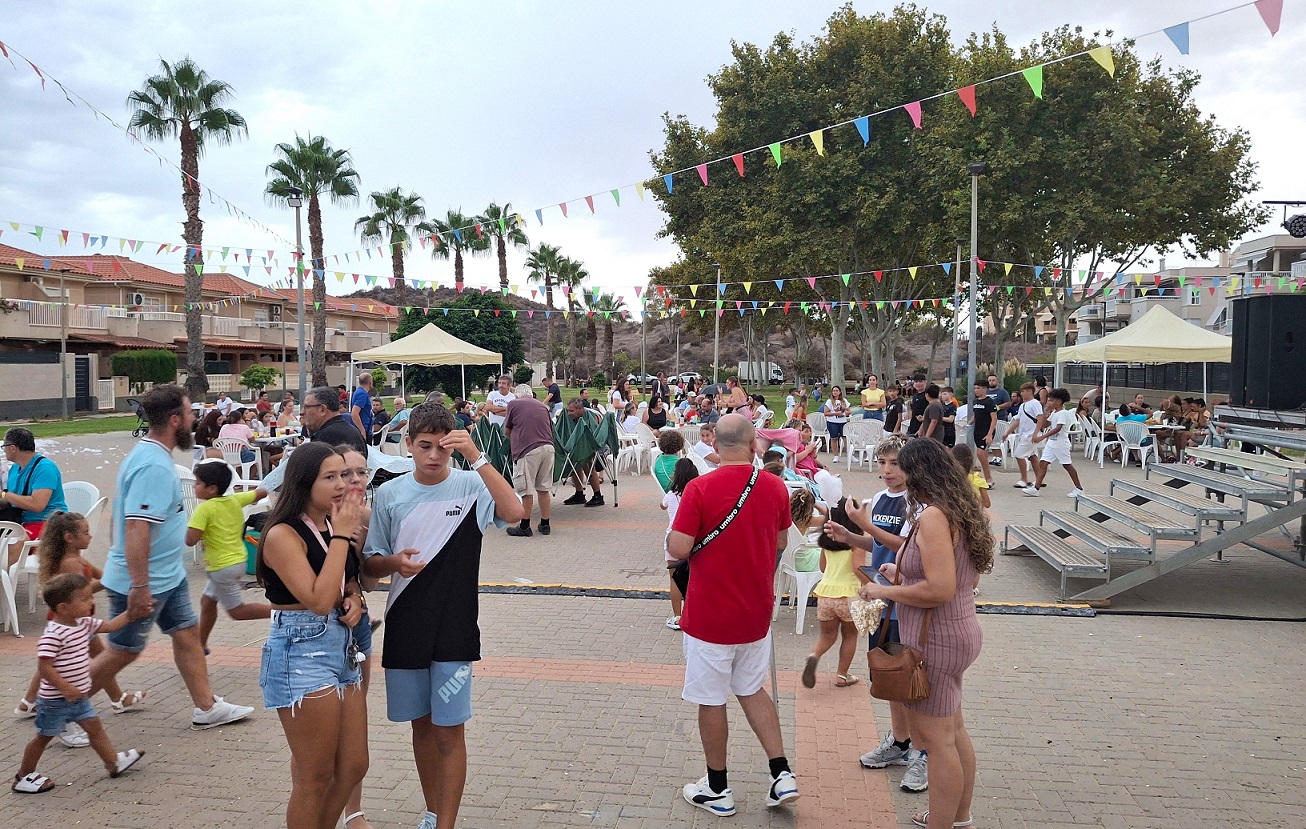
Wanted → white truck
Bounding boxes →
[736,361,785,385]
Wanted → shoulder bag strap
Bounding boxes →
[17,455,45,497]
[872,522,934,649]
[687,467,760,560]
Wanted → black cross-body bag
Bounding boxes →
[0,455,46,525]
[668,467,760,596]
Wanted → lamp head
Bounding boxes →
[284,186,304,208]
[967,162,990,177]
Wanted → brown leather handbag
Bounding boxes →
[866,528,932,702]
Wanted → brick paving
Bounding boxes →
[1,431,1304,826]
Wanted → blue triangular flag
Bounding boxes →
[718,283,727,295]
[775,280,784,291]
[664,174,674,194]
[941,262,951,276]
[41,258,51,270]
[853,116,870,146]
[1164,22,1190,55]
[535,209,543,225]
[453,229,462,243]
[1033,266,1045,279]
[442,308,449,315]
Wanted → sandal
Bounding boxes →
[109,748,144,778]
[12,772,54,793]
[111,691,149,714]
[14,698,37,718]
[835,674,860,687]
[801,655,819,689]
[344,812,369,826]
[911,810,972,827]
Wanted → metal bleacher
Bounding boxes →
[1003,419,1306,602]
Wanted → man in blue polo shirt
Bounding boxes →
[350,372,376,439]
[1,427,68,547]
[90,384,254,731]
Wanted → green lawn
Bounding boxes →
[21,415,141,438]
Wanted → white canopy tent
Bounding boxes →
[350,322,503,399]
[1055,305,1232,400]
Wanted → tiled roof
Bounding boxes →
[174,337,274,352]
[67,333,166,349]
[0,244,96,276]
[271,288,398,318]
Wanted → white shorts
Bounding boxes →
[1013,435,1037,460]
[1041,441,1073,465]
[682,632,772,706]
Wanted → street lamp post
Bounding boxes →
[948,238,964,387]
[285,187,306,401]
[966,163,989,398]
[59,269,69,419]
[711,263,721,384]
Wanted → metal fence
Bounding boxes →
[1026,362,1229,394]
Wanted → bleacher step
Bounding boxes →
[1111,479,1246,521]
[1147,463,1291,503]
[1074,494,1198,542]
[1003,525,1108,601]
[1039,510,1150,560]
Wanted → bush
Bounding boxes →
[369,366,389,390]
[590,371,608,390]
[239,365,281,392]
[112,349,177,393]
[512,364,534,385]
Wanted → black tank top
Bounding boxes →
[647,407,668,430]
[262,516,360,606]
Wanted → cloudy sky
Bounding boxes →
[1,0,1302,302]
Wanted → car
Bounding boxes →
[678,372,702,384]
[626,373,657,385]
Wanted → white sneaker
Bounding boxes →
[665,616,681,630]
[683,776,736,816]
[1067,488,1084,498]
[832,456,840,463]
[1014,480,1031,488]
[416,811,438,829]
[900,749,928,792]
[766,770,799,807]
[110,748,144,777]
[860,733,910,768]
[191,696,254,730]
[59,721,90,748]
[1021,486,1040,497]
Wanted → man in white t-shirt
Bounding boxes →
[484,374,514,427]
[1023,388,1083,498]
[1004,382,1045,488]
[691,423,720,469]
[214,392,235,417]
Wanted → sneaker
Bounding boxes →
[766,770,799,807]
[1067,488,1084,499]
[801,654,819,689]
[665,616,681,630]
[1013,480,1031,488]
[584,493,605,507]
[832,456,840,463]
[900,750,928,792]
[192,696,254,730]
[860,733,910,768]
[537,522,551,535]
[1021,486,1040,497]
[682,776,736,816]
[109,748,144,778]
[505,524,533,537]
[59,721,90,748]
[989,457,1003,466]
[417,811,438,829]
[562,491,587,505]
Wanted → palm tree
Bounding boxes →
[478,202,529,293]
[420,209,489,293]
[556,256,590,382]
[266,134,360,387]
[356,187,426,312]
[127,57,246,400]
[524,243,564,379]
[590,294,627,376]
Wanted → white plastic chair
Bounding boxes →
[216,438,258,482]
[1066,416,1086,448]
[1115,421,1158,471]
[685,449,713,476]
[845,420,885,471]
[806,412,830,452]
[772,525,824,634]
[63,481,101,516]
[0,521,30,633]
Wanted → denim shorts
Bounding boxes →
[385,662,473,726]
[107,579,199,653]
[351,608,373,657]
[827,421,846,439]
[259,609,361,710]
[863,410,885,421]
[35,696,96,736]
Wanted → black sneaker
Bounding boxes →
[506,525,533,537]
[537,523,551,535]
[563,492,587,505]
[584,493,605,507]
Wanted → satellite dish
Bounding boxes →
[1284,214,1306,239]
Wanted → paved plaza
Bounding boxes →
[2,432,1305,827]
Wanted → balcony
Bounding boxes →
[1075,304,1103,321]
[18,300,110,330]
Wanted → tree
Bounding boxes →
[589,294,627,375]
[356,187,426,311]
[524,243,564,379]
[421,209,490,293]
[239,365,281,393]
[393,293,524,397]
[127,57,247,400]
[556,255,590,382]
[478,202,530,293]
[266,134,360,387]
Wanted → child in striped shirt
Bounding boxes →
[12,573,145,794]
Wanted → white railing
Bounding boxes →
[206,316,243,338]
[1075,305,1103,320]
[22,302,107,329]
[97,379,115,411]
[133,311,186,322]
[106,306,129,318]
[1293,261,1306,279]
[72,306,107,328]
[27,302,61,326]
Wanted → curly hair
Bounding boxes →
[38,511,87,584]
[896,438,994,573]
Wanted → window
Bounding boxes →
[140,295,164,311]
[1186,287,1201,306]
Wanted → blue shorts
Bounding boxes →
[35,696,96,736]
[351,608,373,656]
[386,662,474,726]
[863,410,884,421]
[827,421,846,440]
[106,579,199,653]
[259,609,361,710]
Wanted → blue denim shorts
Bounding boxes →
[827,421,846,439]
[351,608,373,656]
[863,410,884,421]
[259,609,361,710]
[385,662,473,726]
[106,579,199,654]
[35,696,96,736]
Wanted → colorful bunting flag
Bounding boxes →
[732,153,745,177]
[853,115,871,145]
[956,85,977,116]
[808,129,825,156]
[904,101,923,129]
[769,143,783,168]
[1022,65,1044,99]
[1164,22,1190,55]
[1088,46,1115,77]
[1256,0,1283,35]
[696,164,709,186]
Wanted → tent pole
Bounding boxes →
[400,364,405,401]
[1203,362,1208,401]
[461,363,466,400]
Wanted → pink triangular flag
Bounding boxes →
[1255,0,1282,35]
[805,277,816,288]
[904,101,923,129]
[584,195,595,214]
[696,164,709,186]
[559,202,568,218]
[732,154,745,177]
[956,85,977,117]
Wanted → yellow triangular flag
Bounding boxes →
[1089,46,1115,77]
[743,281,752,294]
[808,129,825,156]
[635,181,645,201]
[908,267,918,278]
[473,309,480,317]
[689,284,699,296]
[1004,262,1014,275]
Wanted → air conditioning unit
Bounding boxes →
[269,305,282,319]
[130,293,146,307]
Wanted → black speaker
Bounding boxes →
[1230,294,1306,409]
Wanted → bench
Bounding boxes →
[1186,446,1306,478]
[1147,463,1291,503]
[1110,478,1246,522]
[1039,510,1150,561]
[1003,525,1108,600]
[1074,493,1199,555]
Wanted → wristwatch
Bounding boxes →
[470,456,489,471]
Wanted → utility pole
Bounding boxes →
[966,163,989,397]
[59,269,69,419]
[286,186,306,400]
[949,239,964,387]
[711,263,721,384]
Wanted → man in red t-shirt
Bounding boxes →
[669,414,798,816]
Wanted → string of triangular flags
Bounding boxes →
[0,220,298,264]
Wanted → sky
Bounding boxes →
[1,0,1303,304]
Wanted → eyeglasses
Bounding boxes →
[1,443,14,448]
[302,403,327,411]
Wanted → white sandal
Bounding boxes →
[111,690,149,713]
[13,698,37,718]
[12,772,54,793]
[109,749,144,778]
[911,810,973,827]
[343,812,368,826]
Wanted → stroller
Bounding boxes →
[126,398,148,437]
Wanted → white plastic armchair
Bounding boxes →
[772,524,824,634]
[1114,421,1158,471]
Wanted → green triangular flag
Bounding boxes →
[498,218,506,233]
[610,189,620,206]
[1022,65,1044,99]
[841,273,851,286]
[193,263,203,275]
[315,302,322,310]
[769,143,783,167]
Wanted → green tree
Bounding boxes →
[589,293,627,375]
[421,209,490,293]
[356,187,427,311]
[239,365,281,393]
[556,255,590,381]
[127,57,247,400]
[394,293,525,397]
[524,243,564,379]
[478,202,530,293]
[265,134,361,387]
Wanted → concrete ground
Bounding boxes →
[1,431,1304,827]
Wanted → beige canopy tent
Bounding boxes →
[1055,304,1232,398]
[351,322,502,399]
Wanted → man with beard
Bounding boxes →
[986,374,1013,466]
[90,384,255,731]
